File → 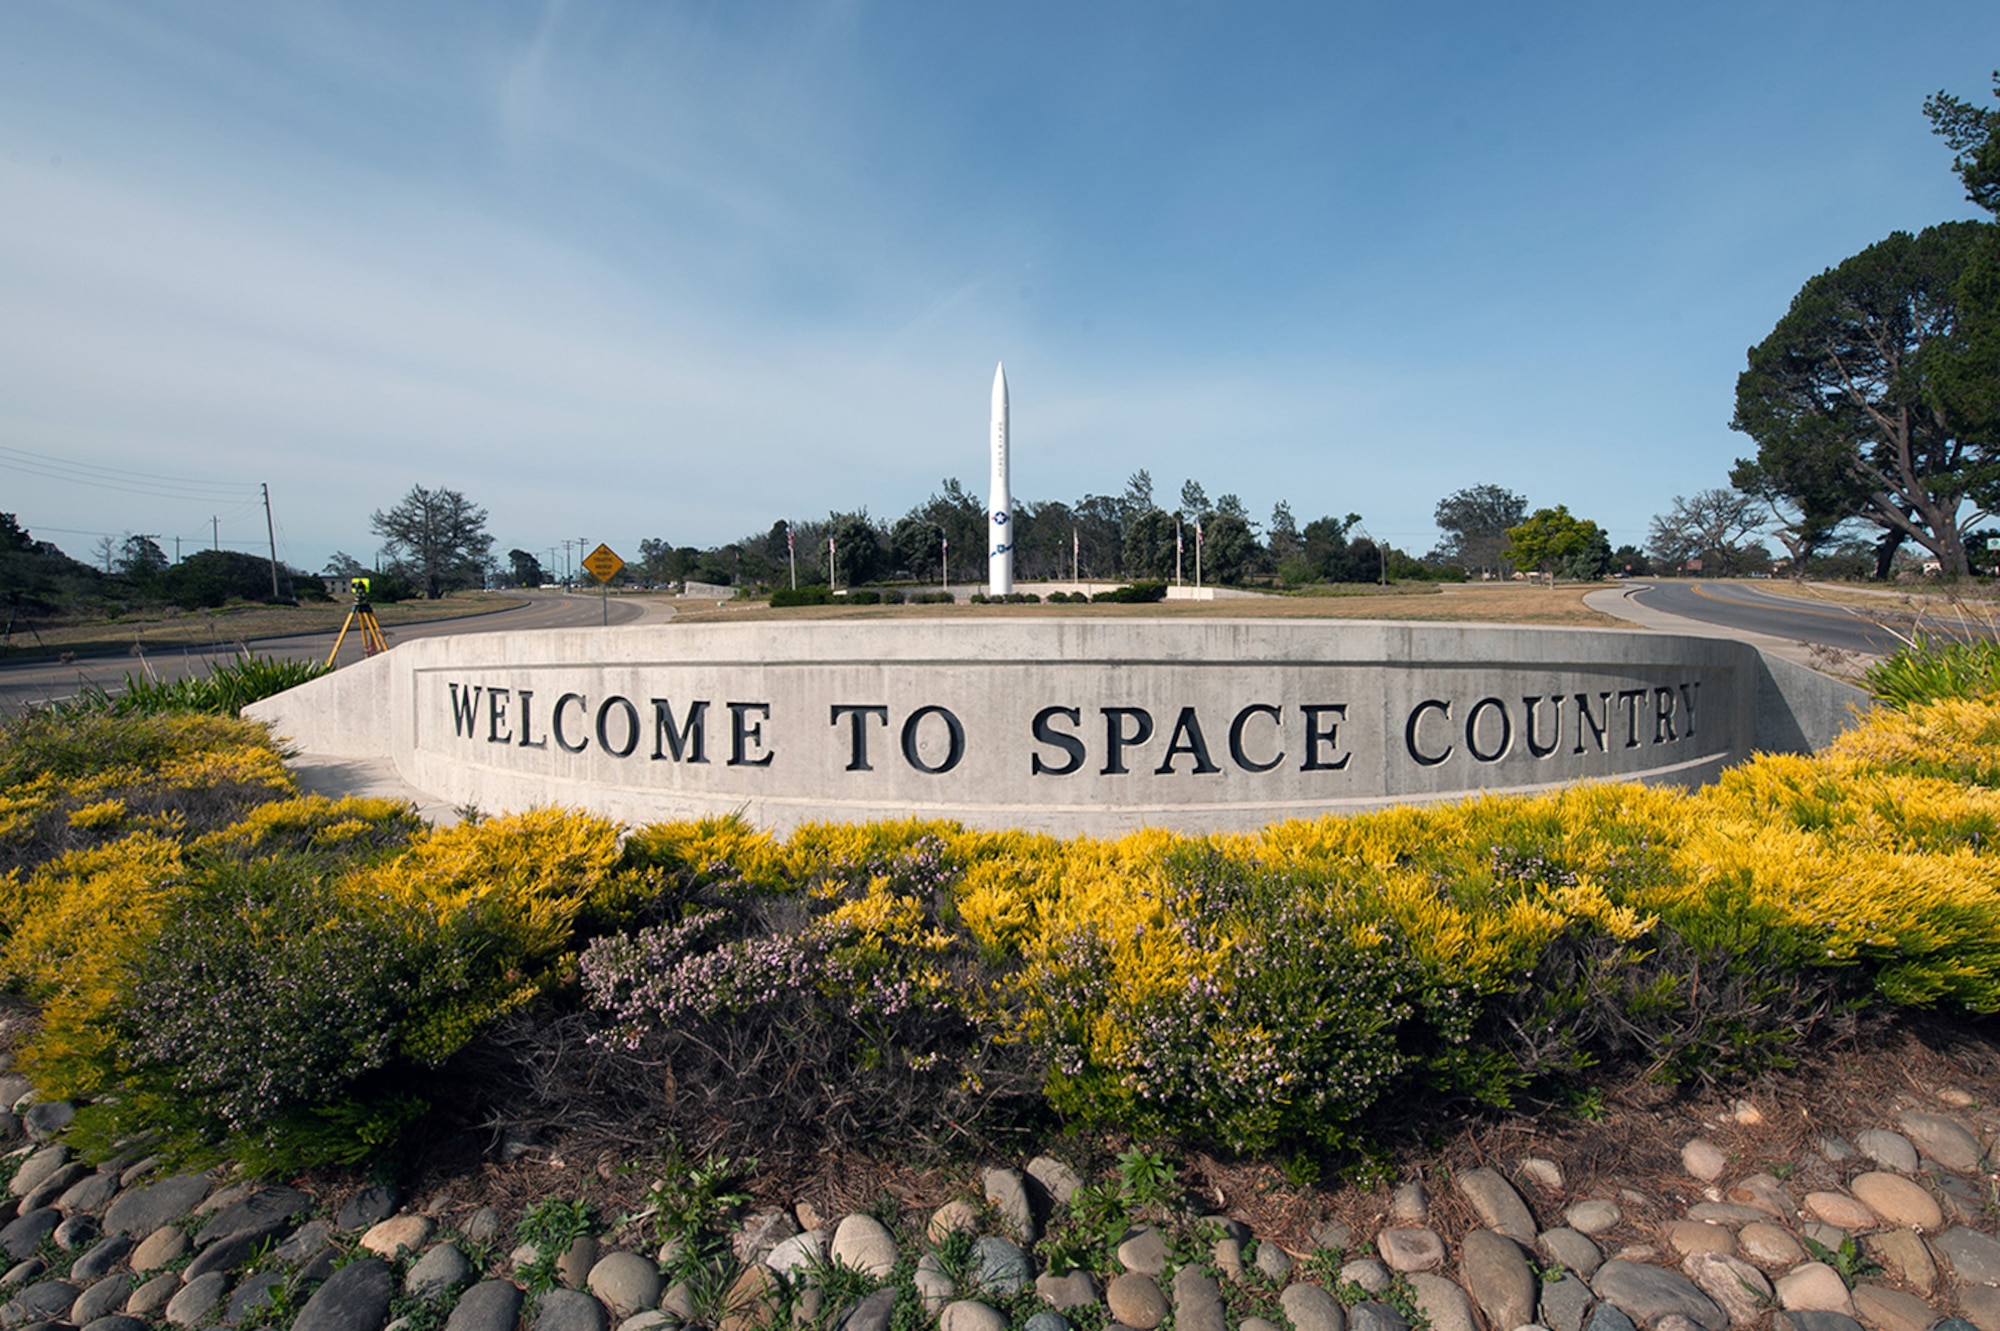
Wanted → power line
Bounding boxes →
[0,444,265,504]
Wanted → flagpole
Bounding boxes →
[787,521,796,590]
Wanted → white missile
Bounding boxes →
[989,362,1013,596]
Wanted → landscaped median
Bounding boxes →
[2,658,1999,1176]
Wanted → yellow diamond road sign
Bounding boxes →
[582,543,625,584]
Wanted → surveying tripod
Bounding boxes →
[327,578,389,665]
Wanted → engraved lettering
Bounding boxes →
[486,686,512,744]
[1616,688,1647,748]
[517,689,546,749]
[901,705,965,774]
[596,696,640,758]
[728,702,774,767]
[1465,696,1511,763]
[1155,707,1220,775]
[651,699,708,763]
[831,704,890,772]
[1653,686,1678,743]
[1100,707,1154,775]
[449,683,481,739]
[553,692,588,754]
[1523,694,1562,758]
[1228,704,1285,773]
[1406,698,1452,766]
[1299,704,1350,771]
[1031,706,1086,776]
[1573,691,1611,754]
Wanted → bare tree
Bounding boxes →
[1646,489,1769,576]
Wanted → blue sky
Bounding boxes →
[2,2,1995,574]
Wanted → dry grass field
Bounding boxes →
[662,581,1628,628]
[4,592,525,658]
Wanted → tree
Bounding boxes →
[117,535,168,580]
[891,516,949,583]
[1611,544,1653,577]
[1122,470,1155,519]
[1266,501,1300,566]
[507,549,546,588]
[1433,485,1528,578]
[1729,451,1850,572]
[1926,76,2000,459]
[1927,72,2000,217]
[634,539,687,587]
[1179,479,1209,516]
[825,511,886,587]
[1504,506,1609,581]
[160,550,293,609]
[0,515,104,616]
[1731,222,1997,577]
[1071,493,1126,579]
[1646,489,1769,576]
[369,485,494,599]
[1201,511,1256,584]
[1122,508,1178,581]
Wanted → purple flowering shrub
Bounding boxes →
[100,848,476,1172]
[577,832,1039,1156]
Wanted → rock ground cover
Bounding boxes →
[2,1018,1998,1331]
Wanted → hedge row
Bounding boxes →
[3,678,1999,1173]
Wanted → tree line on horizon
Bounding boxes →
[346,473,1648,597]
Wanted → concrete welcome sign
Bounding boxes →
[246,618,1862,834]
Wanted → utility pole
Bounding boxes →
[262,483,281,600]
[212,516,219,551]
[174,535,181,564]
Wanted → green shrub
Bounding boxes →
[1866,635,2000,709]
[769,585,833,607]
[1091,581,1168,603]
[845,589,882,605]
[77,652,331,718]
[1024,849,1425,1153]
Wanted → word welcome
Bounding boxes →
[444,681,1701,777]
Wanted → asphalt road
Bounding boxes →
[0,590,650,713]
[1626,580,1990,654]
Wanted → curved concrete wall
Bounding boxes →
[245,618,1866,835]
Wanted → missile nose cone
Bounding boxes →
[992,362,1007,409]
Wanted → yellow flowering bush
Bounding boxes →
[7,656,2000,1168]
[0,711,295,879]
